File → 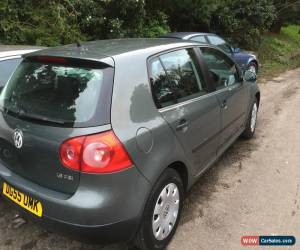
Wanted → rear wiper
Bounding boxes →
[1,106,72,125]
[17,109,68,125]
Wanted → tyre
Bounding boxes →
[242,99,258,139]
[134,168,184,250]
[246,62,258,74]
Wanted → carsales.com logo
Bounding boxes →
[241,236,296,246]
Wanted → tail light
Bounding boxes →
[35,56,67,64]
[59,131,133,173]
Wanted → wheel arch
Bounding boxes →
[167,161,189,193]
[248,59,259,71]
[255,91,260,107]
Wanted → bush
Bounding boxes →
[0,0,295,50]
[213,0,276,48]
[0,0,85,46]
[146,0,219,32]
[0,0,170,46]
[258,24,300,77]
[98,0,169,39]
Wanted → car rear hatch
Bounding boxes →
[0,56,114,194]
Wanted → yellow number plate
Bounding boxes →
[2,182,43,217]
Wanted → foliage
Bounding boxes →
[146,0,220,32]
[99,0,170,39]
[270,0,300,32]
[0,0,298,49]
[0,0,169,45]
[257,25,300,77]
[213,0,276,48]
[0,0,85,46]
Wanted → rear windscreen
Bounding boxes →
[0,58,114,127]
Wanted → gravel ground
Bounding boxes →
[0,67,300,250]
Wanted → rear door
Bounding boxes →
[0,56,114,194]
[199,47,248,149]
[149,48,221,175]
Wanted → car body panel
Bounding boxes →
[0,112,114,194]
[25,39,193,66]
[215,83,248,148]
[0,39,260,243]
[0,49,40,59]
[110,45,195,189]
[0,162,150,242]
[158,94,221,177]
[230,51,258,71]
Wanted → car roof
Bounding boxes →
[161,32,217,40]
[0,50,40,59]
[0,46,44,59]
[25,38,199,66]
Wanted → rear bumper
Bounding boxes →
[38,212,139,243]
[0,164,151,243]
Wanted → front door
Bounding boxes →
[148,48,221,175]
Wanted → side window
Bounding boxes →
[190,35,206,43]
[207,35,226,45]
[200,47,240,90]
[207,35,231,54]
[149,58,175,108]
[149,49,208,108]
[0,58,22,87]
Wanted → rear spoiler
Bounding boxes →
[23,55,114,68]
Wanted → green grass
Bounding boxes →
[257,25,300,79]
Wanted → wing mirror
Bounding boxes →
[244,70,257,82]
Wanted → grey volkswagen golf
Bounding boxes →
[0,39,259,250]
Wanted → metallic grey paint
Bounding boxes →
[0,39,260,243]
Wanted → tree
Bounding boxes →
[146,0,219,32]
[146,0,276,48]
[0,0,84,45]
[0,0,297,48]
[271,0,300,32]
[75,0,169,40]
[212,0,276,48]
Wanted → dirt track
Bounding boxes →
[0,68,300,250]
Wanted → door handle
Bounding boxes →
[176,119,189,131]
[221,100,228,109]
